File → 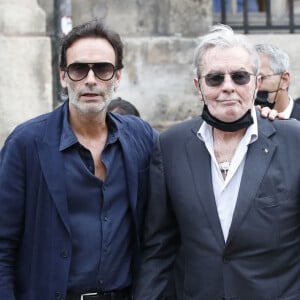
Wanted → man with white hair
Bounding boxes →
[255,43,300,119]
[134,25,300,300]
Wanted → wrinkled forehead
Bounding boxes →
[202,46,253,74]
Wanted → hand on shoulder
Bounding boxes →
[257,105,285,121]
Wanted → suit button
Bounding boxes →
[223,255,230,263]
[54,291,62,299]
[60,249,69,258]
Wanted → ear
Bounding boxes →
[113,69,122,90]
[280,71,290,90]
[194,77,204,102]
[60,69,67,89]
[256,74,262,89]
[193,77,199,89]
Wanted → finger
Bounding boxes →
[267,109,279,120]
[260,106,271,118]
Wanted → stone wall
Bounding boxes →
[37,0,211,131]
[69,0,212,128]
[38,0,300,131]
[2,0,300,146]
[0,0,52,146]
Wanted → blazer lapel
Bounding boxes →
[36,104,70,234]
[226,117,276,246]
[118,129,138,222]
[36,141,70,234]
[186,123,225,247]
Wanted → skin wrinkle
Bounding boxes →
[60,37,121,118]
[195,46,260,123]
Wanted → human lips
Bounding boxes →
[81,92,98,97]
[80,92,103,101]
[217,98,240,104]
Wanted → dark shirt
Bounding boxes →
[59,105,133,293]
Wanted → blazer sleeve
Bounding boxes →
[134,136,179,300]
[0,134,26,300]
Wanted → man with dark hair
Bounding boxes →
[0,19,157,300]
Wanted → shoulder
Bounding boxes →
[292,98,300,116]
[160,116,202,141]
[293,97,300,105]
[258,112,300,143]
[2,104,64,148]
[109,112,158,139]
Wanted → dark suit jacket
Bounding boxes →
[0,101,157,300]
[291,98,300,120]
[134,111,300,300]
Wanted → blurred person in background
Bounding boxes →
[255,43,300,119]
[108,97,140,117]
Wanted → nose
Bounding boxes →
[222,74,235,92]
[85,68,97,85]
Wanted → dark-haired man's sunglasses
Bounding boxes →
[65,62,116,81]
[200,71,255,87]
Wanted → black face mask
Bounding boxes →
[255,91,275,109]
[202,104,254,132]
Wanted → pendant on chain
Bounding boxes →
[219,160,230,175]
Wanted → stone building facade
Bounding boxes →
[1,0,300,146]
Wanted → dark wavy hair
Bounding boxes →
[60,19,124,70]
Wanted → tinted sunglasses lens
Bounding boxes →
[231,71,251,85]
[93,63,115,81]
[67,63,90,81]
[205,73,225,86]
[204,71,251,86]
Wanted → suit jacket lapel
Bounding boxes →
[186,122,225,247]
[118,128,138,223]
[226,116,276,246]
[36,103,70,234]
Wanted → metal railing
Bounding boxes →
[214,0,300,33]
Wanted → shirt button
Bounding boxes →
[223,255,230,263]
[60,250,69,258]
[104,216,108,221]
[99,279,103,285]
[54,291,62,299]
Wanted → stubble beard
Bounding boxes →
[69,82,115,115]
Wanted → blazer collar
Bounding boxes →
[36,104,140,233]
[187,117,225,247]
[227,113,276,245]
[188,112,277,247]
[36,102,70,233]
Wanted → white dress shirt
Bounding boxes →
[197,107,258,241]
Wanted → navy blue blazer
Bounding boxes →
[0,101,157,300]
[135,111,300,300]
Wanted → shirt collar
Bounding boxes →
[197,105,258,145]
[59,104,119,151]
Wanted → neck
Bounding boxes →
[213,127,246,140]
[273,93,290,113]
[213,128,246,164]
[69,107,108,139]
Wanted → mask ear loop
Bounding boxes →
[252,75,258,104]
[272,73,283,104]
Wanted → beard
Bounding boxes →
[68,80,115,115]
